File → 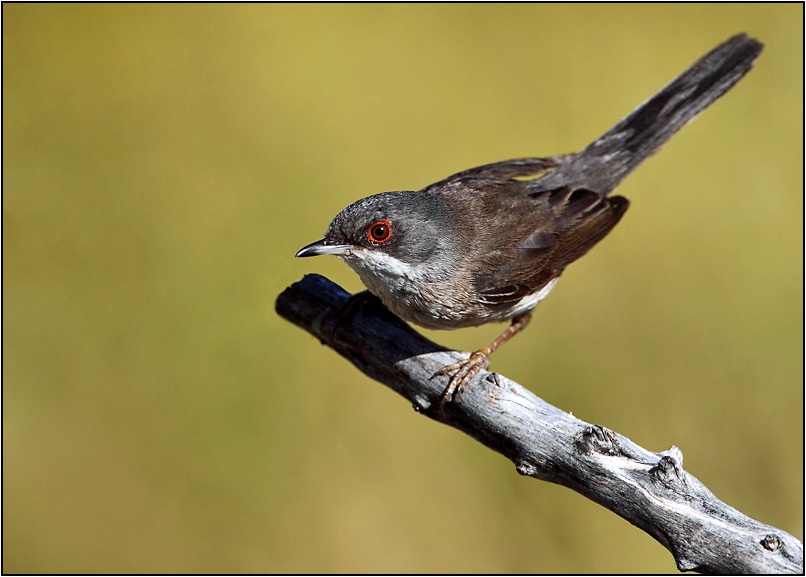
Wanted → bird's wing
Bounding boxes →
[474,184,629,305]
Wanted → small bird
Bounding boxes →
[296,34,763,408]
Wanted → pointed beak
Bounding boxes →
[295,238,353,258]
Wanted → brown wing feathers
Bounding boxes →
[474,184,628,305]
[544,186,629,266]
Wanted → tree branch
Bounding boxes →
[276,274,803,574]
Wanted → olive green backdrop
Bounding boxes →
[4,4,802,574]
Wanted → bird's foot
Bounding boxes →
[433,350,491,411]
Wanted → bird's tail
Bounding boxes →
[529,34,763,196]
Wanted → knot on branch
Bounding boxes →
[515,460,540,477]
[576,424,620,455]
[650,455,687,493]
[760,533,781,552]
[659,445,684,467]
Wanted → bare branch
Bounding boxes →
[276,274,803,574]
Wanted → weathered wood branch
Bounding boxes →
[276,274,803,574]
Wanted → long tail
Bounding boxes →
[528,34,763,196]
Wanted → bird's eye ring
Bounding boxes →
[366,219,393,245]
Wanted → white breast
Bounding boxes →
[339,249,561,330]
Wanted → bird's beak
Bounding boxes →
[295,238,353,258]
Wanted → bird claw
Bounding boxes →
[433,351,491,411]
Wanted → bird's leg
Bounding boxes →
[434,311,533,410]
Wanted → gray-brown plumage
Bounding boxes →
[296,34,763,407]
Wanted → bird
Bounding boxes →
[296,34,763,409]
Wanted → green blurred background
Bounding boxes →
[4,4,802,573]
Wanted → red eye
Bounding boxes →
[366,219,393,244]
